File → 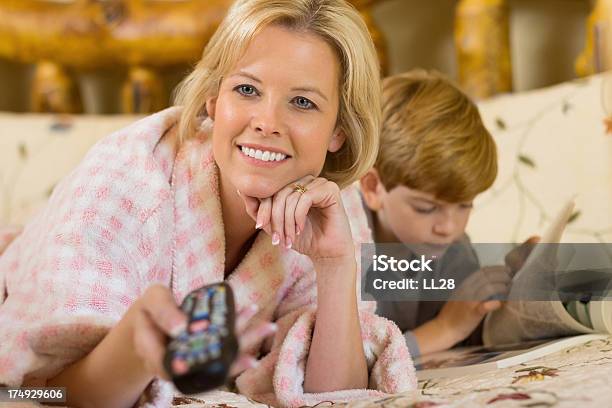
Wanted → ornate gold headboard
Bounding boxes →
[454,0,611,100]
[0,0,388,114]
[3,0,603,107]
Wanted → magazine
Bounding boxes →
[482,198,612,345]
[415,333,608,380]
[417,199,612,380]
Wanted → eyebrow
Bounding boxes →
[229,70,329,102]
[407,197,438,206]
[290,86,328,102]
[230,71,262,84]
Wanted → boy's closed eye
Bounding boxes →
[413,205,436,214]
[407,197,437,214]
[410,201,473,214]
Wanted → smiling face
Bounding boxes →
[206,24,345,199]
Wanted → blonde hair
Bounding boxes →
[173,0,380,189]
[376,70,497,202]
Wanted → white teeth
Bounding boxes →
[240,146,287,162]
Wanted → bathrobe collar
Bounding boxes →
[170,125,295,309]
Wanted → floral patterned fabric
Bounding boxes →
[173,335,612,407]
[467,73,612,244]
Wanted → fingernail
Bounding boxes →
[285,237,292,249]
[247,357,260,369]
[255,222,262,229]
[169,320,187,338]
[268,323,278,333]
[272,233,280,246]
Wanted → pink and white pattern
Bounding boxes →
[0,107,416,407]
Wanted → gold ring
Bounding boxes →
[293,183,307,194]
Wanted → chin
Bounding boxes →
[236,178,284,199]
[403,243,450,259]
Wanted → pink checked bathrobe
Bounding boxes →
[0,107,416,407]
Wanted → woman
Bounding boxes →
[0,1,416,407]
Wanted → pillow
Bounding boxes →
[0,113,141,226]
[469,73,612,243]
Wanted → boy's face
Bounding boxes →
[361,170,473,257]
[206,24,345,199]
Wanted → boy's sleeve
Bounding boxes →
[235,185,417,407]
[403,331,422,358]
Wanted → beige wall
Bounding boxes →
[0,0,593,113]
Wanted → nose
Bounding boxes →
[252,98,284,137]
[432,211,456,239]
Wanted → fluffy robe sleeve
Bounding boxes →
[0,113,179,406]
[234,184,417,407]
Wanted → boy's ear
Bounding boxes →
[205,97,217,120]
[360,168,385,211]
[328,128,346,153]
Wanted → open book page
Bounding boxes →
[482,300,594,345]
[483,199,589,345]
[417,333,607,380]
[590,300,612,333]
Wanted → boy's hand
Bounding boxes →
[238,175,355,267]
[433,265,512,349]
[505,236,540,276]
[435,299,502,348]
[130,284,276,381]
[450,265,513,302]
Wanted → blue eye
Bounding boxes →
[235,84,258,96]
[293,96,315,110]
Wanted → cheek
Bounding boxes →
[386,203,432,242]
[214,99,244,130]
[292,124,333,169]
[456,211,471,232]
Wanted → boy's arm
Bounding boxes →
[410,318,456,356]
[410,300,501,356]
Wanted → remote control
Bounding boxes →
[164,282,239,394]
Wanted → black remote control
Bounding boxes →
[164,282,239,394]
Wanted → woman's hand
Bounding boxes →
[130,284,277,380]
[238,175,354,265]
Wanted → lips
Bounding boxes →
[237,143,291,157]
[240,146,286,162]
[236,145,290,168]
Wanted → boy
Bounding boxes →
[361,70,512,357]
